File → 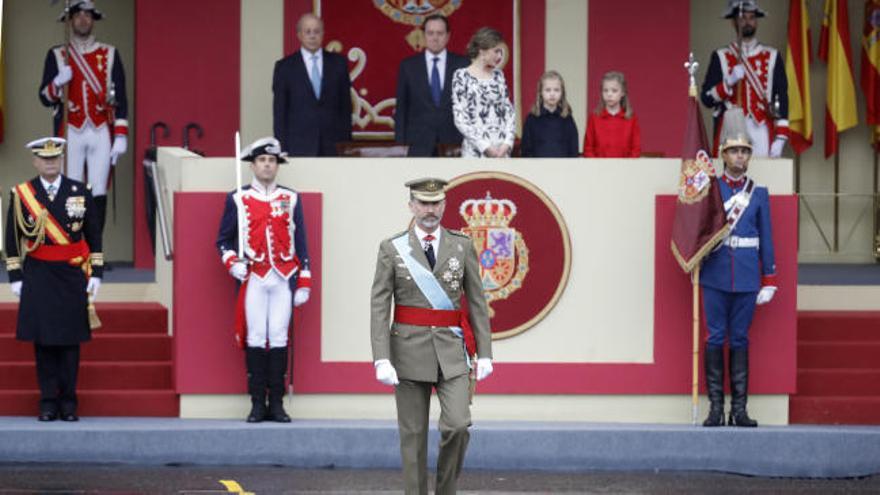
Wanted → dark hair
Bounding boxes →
[422,14,449,32]
[466,27,504,60]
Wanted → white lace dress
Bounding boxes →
[451,68,516,158]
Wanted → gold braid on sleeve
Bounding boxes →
[12,190,47,257]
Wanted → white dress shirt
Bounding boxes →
[414,224,441,255]
[40,176,63,199]
[425,49,447,90]
[301,47,324,82]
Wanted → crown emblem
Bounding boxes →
[459,192,517,228]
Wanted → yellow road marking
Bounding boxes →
[219,479,255,495]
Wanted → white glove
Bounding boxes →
[10,281,22,298]
[374,359,399,386]
[475,357,493,381]
[756,286,777,305]
[87,277,102,299]
[724,64,746,88]
[110,135,128,165]
[229,261,248,281]
[53,64,73,87]
[769,137,786,158]
[293,287,310,307]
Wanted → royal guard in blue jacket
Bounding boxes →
[216,137,311,423]
[700,108,776,427]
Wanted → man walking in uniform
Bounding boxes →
[700,109,777,428]
[5,137,104,422]
[39,0,128,234]
[371,178,493,494]
[394,14,469,156]
[216,137,312,423]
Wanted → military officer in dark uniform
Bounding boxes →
[371,178,493,494]
[700,109,776,428]
[4,137,103,422]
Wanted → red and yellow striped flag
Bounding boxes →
[861,0,880,148]
[786,0,813,154]
[819,0,858,158]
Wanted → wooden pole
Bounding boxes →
[691,264,701,426]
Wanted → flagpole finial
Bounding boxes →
[684,52,699,97]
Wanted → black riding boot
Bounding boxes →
[728,347,758,427]
[94,195,108,234]
[245,347,268,423]
[267,347,292,423]
[703,345,725,427]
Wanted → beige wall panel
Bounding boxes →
[240,0,284,144]
[545,0,588,150]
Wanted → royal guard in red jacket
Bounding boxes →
[39,0,128,234]
[701,0,788,158]
[216,137,311,423]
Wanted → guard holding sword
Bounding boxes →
[216,136,312,424]
[370,178,493,495]
[5,137,104,422]
[39,0,128,235]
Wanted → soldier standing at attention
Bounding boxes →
[371,178,493,494]
[5,137,104,422]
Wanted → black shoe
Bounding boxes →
[246,402,267,423]
[729,347,758,427]
[38,412,58,422]
[60,413,79,422]
[245,347,269,423]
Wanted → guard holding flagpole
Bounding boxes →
[39,0,128,234]
[216,136,312,423]
[4,137,104,422]
[700,108,777,427]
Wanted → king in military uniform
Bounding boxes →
[216,137,312,423]
[370,177,493,495]
[4,137,104,422]
[700,109,777,428]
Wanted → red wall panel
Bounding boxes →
[134,0,241,268]
[588,0,689,157]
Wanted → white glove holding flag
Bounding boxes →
[87,277,102,299]
[375,359,399,386]
[110,136,128,165]
[476,357,493,381]
[769,137,786,158]
[293,288,310,307]
[53,65,73,87]
[756,286,777,305]
[229,261,248,281]
[724,64,746,88]
[10,281,22,298]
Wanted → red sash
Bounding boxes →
[394,304,476,357]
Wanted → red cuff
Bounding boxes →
[113,126,129,136]
[773,126,790,139]
[761,274,777,287]
[297,275,312,289]
[224,256,238,270]
[716,81,731,100]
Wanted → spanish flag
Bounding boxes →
[819,0,858,158]
[861,0,880,149]
[786,0,813,154]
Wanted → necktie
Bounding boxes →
[424,234,436,269]
[47,184,56,202]
[310,54,322,99]
[430,57,442,106]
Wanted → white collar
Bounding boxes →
[425,49,447,63]
[40,175,62,192]
[414,224,442,244]
[70,35,97,53]
[250,179,277,195]
[301,47,322,60]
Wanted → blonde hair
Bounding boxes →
[594,71,633,119]
[530,70,572,118]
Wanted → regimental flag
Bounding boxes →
[861,0,880,149]
[786,0,813,154]
[670,91,729,273]
[819,0,858,158]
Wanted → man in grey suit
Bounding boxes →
[394,16,469,156]
[371,178,493,494]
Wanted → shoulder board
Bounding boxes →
[446,229,470,238]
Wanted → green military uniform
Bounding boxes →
[371,178,492,495]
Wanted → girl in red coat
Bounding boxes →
[582,71,641,158]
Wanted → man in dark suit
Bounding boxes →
[394,14,469,157]
[273,13,352,156]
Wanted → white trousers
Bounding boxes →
[245,269,292,349]
[66,124,111,196]
[745,118,770,158]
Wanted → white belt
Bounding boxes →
[722,236,759,249]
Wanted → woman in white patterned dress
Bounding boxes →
[452,27,516,158]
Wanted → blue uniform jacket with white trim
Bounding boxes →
[700,177,776,293]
